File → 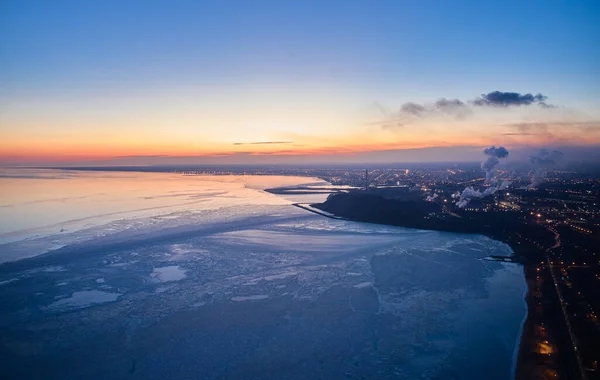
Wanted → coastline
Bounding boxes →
[515,265,536,380]
[310,197,541,379]
[513,276,530,380]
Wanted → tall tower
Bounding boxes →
[365,169,368,191]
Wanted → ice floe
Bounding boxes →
[151,266,187,282]
[47,290,121,311]
[231,295,269,302]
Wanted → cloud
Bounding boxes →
[365,119,404,129]
[538,102,557,109]
[372,102,389,116]
[434,98,468,110]
[581,125,600,134]
[473,91,551,107]
[399,98,470,119]
[400,102,427,116]
[375,98,472,129]
[515,123,550,132]
[501,121,600,143]
[368,103,405,130]
[233,141,294,145]
[373,90,555,130]
[380,121,405,130]
[508,121,600,129]
[434,98,471,118]
[114,155,170,158]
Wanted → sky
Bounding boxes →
[1,0,599,165]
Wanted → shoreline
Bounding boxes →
[307,198,541,379]
[512,279,530,380]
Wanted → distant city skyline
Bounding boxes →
[1,0,599,165]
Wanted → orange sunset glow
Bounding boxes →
[1,1,599,166]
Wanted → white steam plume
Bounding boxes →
[455,181,511,208]
[426,193,438,201]
[481,146,509,183]
[528,149,564,188]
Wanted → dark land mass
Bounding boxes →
[313,191,552,265]
[264,187,349,195]
[313,191,596,380]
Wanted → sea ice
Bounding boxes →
[231,295,269,301]
[47,290,121,311]
[0,278,18,286]
[151,266,187,282]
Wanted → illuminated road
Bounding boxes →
[548,226,561,249]
[457,177,485,185]
[546,255,588,380]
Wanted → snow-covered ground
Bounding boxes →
[0,169,526,380]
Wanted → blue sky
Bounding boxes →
[1,0,599,164]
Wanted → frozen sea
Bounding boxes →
[0,169,526,380]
